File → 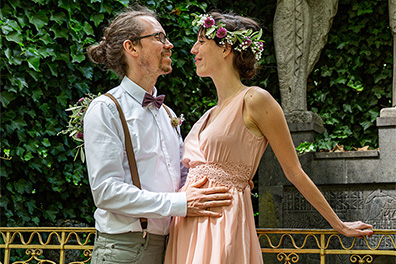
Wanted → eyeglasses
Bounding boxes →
[133,32,169,44]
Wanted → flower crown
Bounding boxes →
[192,13,264,60]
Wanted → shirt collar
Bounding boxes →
[120,76,158,105]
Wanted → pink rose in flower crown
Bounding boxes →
[216,27,227,38]
[204,17,215,28]
[242,37,252,48]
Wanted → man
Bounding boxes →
[84,6,232,264]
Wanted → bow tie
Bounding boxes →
[142,93,165,109]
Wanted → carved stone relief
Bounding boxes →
[283,185,396,249]
[282,185,395,263]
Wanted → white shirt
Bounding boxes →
[84,76,187,235]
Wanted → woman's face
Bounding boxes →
[190,31,224,78]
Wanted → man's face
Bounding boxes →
[136,16,174,77]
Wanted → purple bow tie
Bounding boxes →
[142,93,165,109]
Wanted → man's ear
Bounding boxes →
[123,40,138,57]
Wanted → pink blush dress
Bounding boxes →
[164,88,268,264]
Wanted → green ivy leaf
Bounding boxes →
[90,13,104,27]
[0,4,14,19]
[78,65,94,79]
[360,120,373,131]
[50,24,69,39]
[82,21,94,36]
[5,31,23,44]
[7,116,27,131]
[50,12,67,25]
[42,138,51,147]
[27,56,41,72]
[0,91,17,107]
[28,10,49,30]
[31,88,44,102]
[14,179,28,194]
[46,61,59,77]
[43,209,58,222]
[58,0,73,15]
[5,19,21,31]
[23,152,34,161]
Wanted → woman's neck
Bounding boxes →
[212,73,245,106]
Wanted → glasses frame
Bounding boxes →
[133,32,169,44]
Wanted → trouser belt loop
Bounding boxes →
[141,218,148,238]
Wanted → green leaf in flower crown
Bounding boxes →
[206,27,215,37]
[256,29,263,40]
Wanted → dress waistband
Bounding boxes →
[186,161,252,191]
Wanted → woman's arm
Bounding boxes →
[244,87,373,237]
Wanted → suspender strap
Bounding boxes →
[163,104,173,119]
[104,93,147,229]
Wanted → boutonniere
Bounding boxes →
[170,114,185,137]
[171,114,185,129]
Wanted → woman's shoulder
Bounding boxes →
[244,86,277,108]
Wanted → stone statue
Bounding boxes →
[273,0,339,113]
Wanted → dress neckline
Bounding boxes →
[198,87,248,141]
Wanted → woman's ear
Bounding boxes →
[223,43,232,58]
[123,40,138,57]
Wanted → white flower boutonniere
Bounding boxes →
[170,114,185,137]
[171,114,185,129]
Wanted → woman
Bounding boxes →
[164,11,373,264]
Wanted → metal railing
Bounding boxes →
[0,227,95,264]
[0,227,395,264]
[257,228,396,263]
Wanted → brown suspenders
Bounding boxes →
[103,93,174,236]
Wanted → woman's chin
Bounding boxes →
[196,70,209,78]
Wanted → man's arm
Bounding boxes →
[84,98,187,218]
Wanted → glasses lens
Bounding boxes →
[159,32,167,43]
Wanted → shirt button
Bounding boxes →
[167,163,171,167]
[155,114,158,118]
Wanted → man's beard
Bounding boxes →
[159,52,172,74]
[140,54,172,76]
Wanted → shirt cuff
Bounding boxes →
[167,192,187,217]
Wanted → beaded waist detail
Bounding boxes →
[186,161,252,191]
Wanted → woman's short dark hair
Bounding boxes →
[87,6,157,77]
[203,11,261,79]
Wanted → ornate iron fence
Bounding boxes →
[0,227,395,263]
[257,228,396,264]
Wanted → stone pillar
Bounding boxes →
[390,0,396,107]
